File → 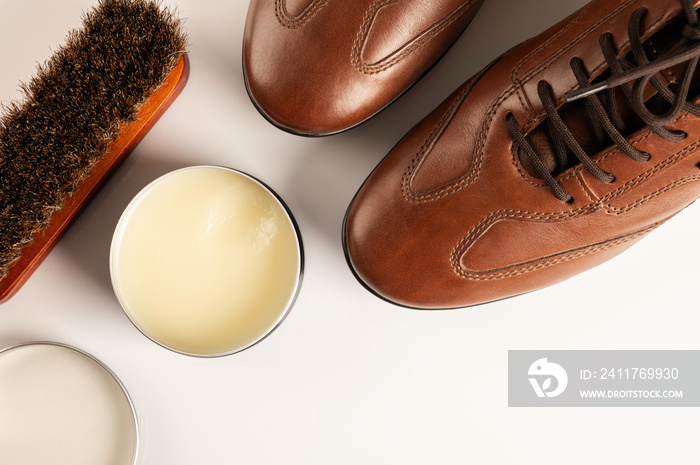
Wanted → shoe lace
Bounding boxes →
[507,0,700,203]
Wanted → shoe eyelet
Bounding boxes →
[565,197,575,204]
[607,175,616,183]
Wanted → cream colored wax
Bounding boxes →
[110,166,301,356]
[0,343,137,465]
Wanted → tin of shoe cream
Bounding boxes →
[0,342,138,465]
[110,166,303,357]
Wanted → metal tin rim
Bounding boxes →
[0,341,140,465]
[109,165,304,358]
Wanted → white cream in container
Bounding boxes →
[110,166,303,356]
[0,342,138,465]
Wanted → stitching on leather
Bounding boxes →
[401,67,487,202]
[516,0,640,94]
[450,136,700,280]
[403,0,642,202]
[275,0,329,29]
[401,53,506,203]
[474,1,641,188]
[515,87,531,116]
[518,10,668,127]
[576,171,598,204]
[510,4,591,83]
[511,117,665,190]
[606,175,700,214]
[519,11,669,141]
[518,12,670,144]
[450,221,663,280]
[451,206,597,275]
[600,138,700,205]
[401,89,469,199]
[569,13,671,95]
[352,0,477,75]
[456,135,700,250]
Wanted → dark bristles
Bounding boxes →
[0,0,187,279]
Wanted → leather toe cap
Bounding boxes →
[243,0,484,136]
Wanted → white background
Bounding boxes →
[1,0,698,463]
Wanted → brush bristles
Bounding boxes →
[0,0,187,279]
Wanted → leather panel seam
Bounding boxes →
[352,0,477,75]
[449,136,700,279]
[510,4,591,83]
[598,136,700,205]
[604,175,700,214]
[401,0,638,201]
[275,0,329,29]
[451,220,664,280]
[401,65,487,202]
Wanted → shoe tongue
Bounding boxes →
[519,110,600,178]
[520,126,557,176]
[518,93,638,179]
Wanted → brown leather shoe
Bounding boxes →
[243,0,484,136]
[344,0,700,308]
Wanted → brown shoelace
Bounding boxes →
[507,0,700,202]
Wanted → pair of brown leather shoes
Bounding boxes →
[245,0,700,309]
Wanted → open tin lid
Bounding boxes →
[0,342,138,465]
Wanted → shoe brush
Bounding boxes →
[0,0,189,303]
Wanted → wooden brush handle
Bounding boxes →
[0,54,190,304]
